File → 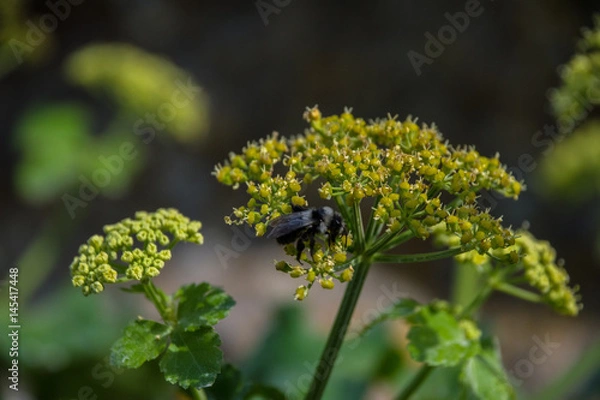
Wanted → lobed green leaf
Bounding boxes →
[110,319,171,369]
[159,326,222,389]
[175,282,236,330]
[407,306,480,367]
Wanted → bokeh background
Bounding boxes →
[1,1,600,399]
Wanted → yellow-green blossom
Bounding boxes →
[215,107,523,298]
[69,208,203,296]
[549,15,600,133]
[65,43,209,143]
[504,231,581,316]
[435,226,581,316]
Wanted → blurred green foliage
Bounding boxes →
[538,14,600,259]
[549,15,600,133]
[13,42,209,206]
[538,121,600,201]
[13,103,144,205]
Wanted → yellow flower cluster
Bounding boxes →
[550,15,600,131]
[70,208,203,296]
[65,43,209,143]
[436,228,581,316]
[215,107,523,295]
[507,231,581,316]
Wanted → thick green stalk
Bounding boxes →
[451,261,481,309]
[304,258,372,400]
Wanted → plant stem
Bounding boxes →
[493,282,543,303]
[366,229,414,257]
[373,247,464,264]
[304,258,372,400]
[352,201,366,252]
[189,388,207,400]
[459,280,494,318]
[395,365,434,400]
[142,281,171,322]
[451,261,481,309]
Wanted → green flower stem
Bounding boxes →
[352,201,366,252]
[334,196,355,235]
[493,282,543,303]
[451,261,481,309]
[304,258,372,400]
[373,247,464,264]
[459,281,494,318]
[142,281,172,322]
[366,229,414,257]
[364,197,382,243]
[167,238,181,250]
[395,365,434,400]
[189,388,208,400]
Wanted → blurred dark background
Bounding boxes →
[1,1,600,399]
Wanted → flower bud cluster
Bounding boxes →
[435,228,581,316]
[70,208,203,295]
[549,16,600,131]
[506,231,581,316]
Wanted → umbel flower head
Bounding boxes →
[215,107,524,299]
[70,208,203,296]
[436,228,581,316]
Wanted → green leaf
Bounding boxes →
[460,337,515,400]
[110,319,171,369]
[176,283,235,330]
[407,306,480,367]
[159,326,222,389]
